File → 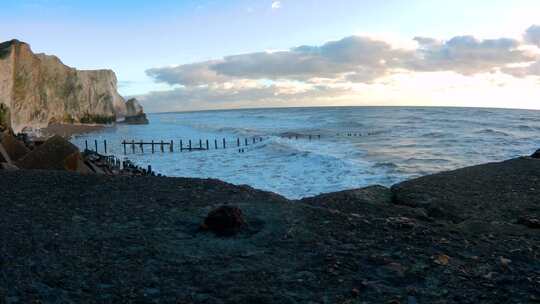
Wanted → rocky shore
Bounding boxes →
[0,144,539,302]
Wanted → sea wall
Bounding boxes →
[0,39,132,132]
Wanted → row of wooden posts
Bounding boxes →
[85,134,323,155]
[121,137,267,154]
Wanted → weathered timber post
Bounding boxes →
[215,139,218,149]
[160,140,164,153]
[206,139,209,150]
[223,138,226,149]
[95,140,98,152]
[237,138,240,147]
[85,140,88,151]
[104,140,107,154]
[188,140,192,151]
[180,140,183,151]
[152,140,155,153]
[199,139,202,149]
[170,140,174,152]
[140,141,144,153]
[123,141,126,154]
[132,140,135,154]
[245,138,248,146]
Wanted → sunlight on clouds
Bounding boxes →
[140,24,540,112]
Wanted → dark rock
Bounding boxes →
[16,135,91,173]
[531,149,540,158]
[123,113,149,125]
[517,216,540,229]
[0,131,29,161]
[0,162,18,171]
[201,205,246,236]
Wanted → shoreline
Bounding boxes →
[1,155,539,302]
[38,123,112,138]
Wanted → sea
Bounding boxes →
[70,107,540,199]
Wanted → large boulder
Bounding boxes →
[16,135,91,174]
[0,131,29,161]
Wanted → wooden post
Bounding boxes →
[199,139,202,149]
[245,138,248,146]
[140,141,144,153]
[223,138,226,149]
[95,140,98,152]
[104,140,107,154]
[123,141,126,154]
[147,165,152,174]
[206,139,209,150]
[215,139,218,149]
[180,140,183,151]
[152,140,155,153]
[252,137,255,144]
[132,140,135,154]
[170,140,174,152]
[237,138,240,147]
[160,140,164,153]
[85,140,88,151]
[189,140,192,151]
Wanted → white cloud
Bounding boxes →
[271,1,281,10]
[140,25,540,112]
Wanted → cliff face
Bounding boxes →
[0,40,132,132]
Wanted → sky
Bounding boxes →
[1,0,540,112]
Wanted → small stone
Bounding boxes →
[434,254,450,266]
[201,205,246,236]
[499,256,512,267]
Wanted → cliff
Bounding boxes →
[123,98,149,124]
[0,39,144,132]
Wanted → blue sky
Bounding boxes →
[1,0,540,111]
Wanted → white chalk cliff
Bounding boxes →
[0,39,145,132]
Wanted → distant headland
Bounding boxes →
[0,39,147,133]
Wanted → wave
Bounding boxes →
[474,128,511,137]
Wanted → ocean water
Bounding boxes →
[71,107,540,199]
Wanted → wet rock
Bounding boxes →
[0,131,29,161]
[16,135,91,173]
[201,205,246,236]
[0,162,18,171]
[531,149,540,159]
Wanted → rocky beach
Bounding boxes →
[0,121,539,302]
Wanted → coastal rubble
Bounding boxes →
[0,154,538,302]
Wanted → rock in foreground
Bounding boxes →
[0,157,539,303]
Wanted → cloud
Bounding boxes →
[524,25,540,47]
[147,36,412,86]
[140,25,540,112]
[410,36,534,74]
[137,81,350,112]
[271,1,281,10]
